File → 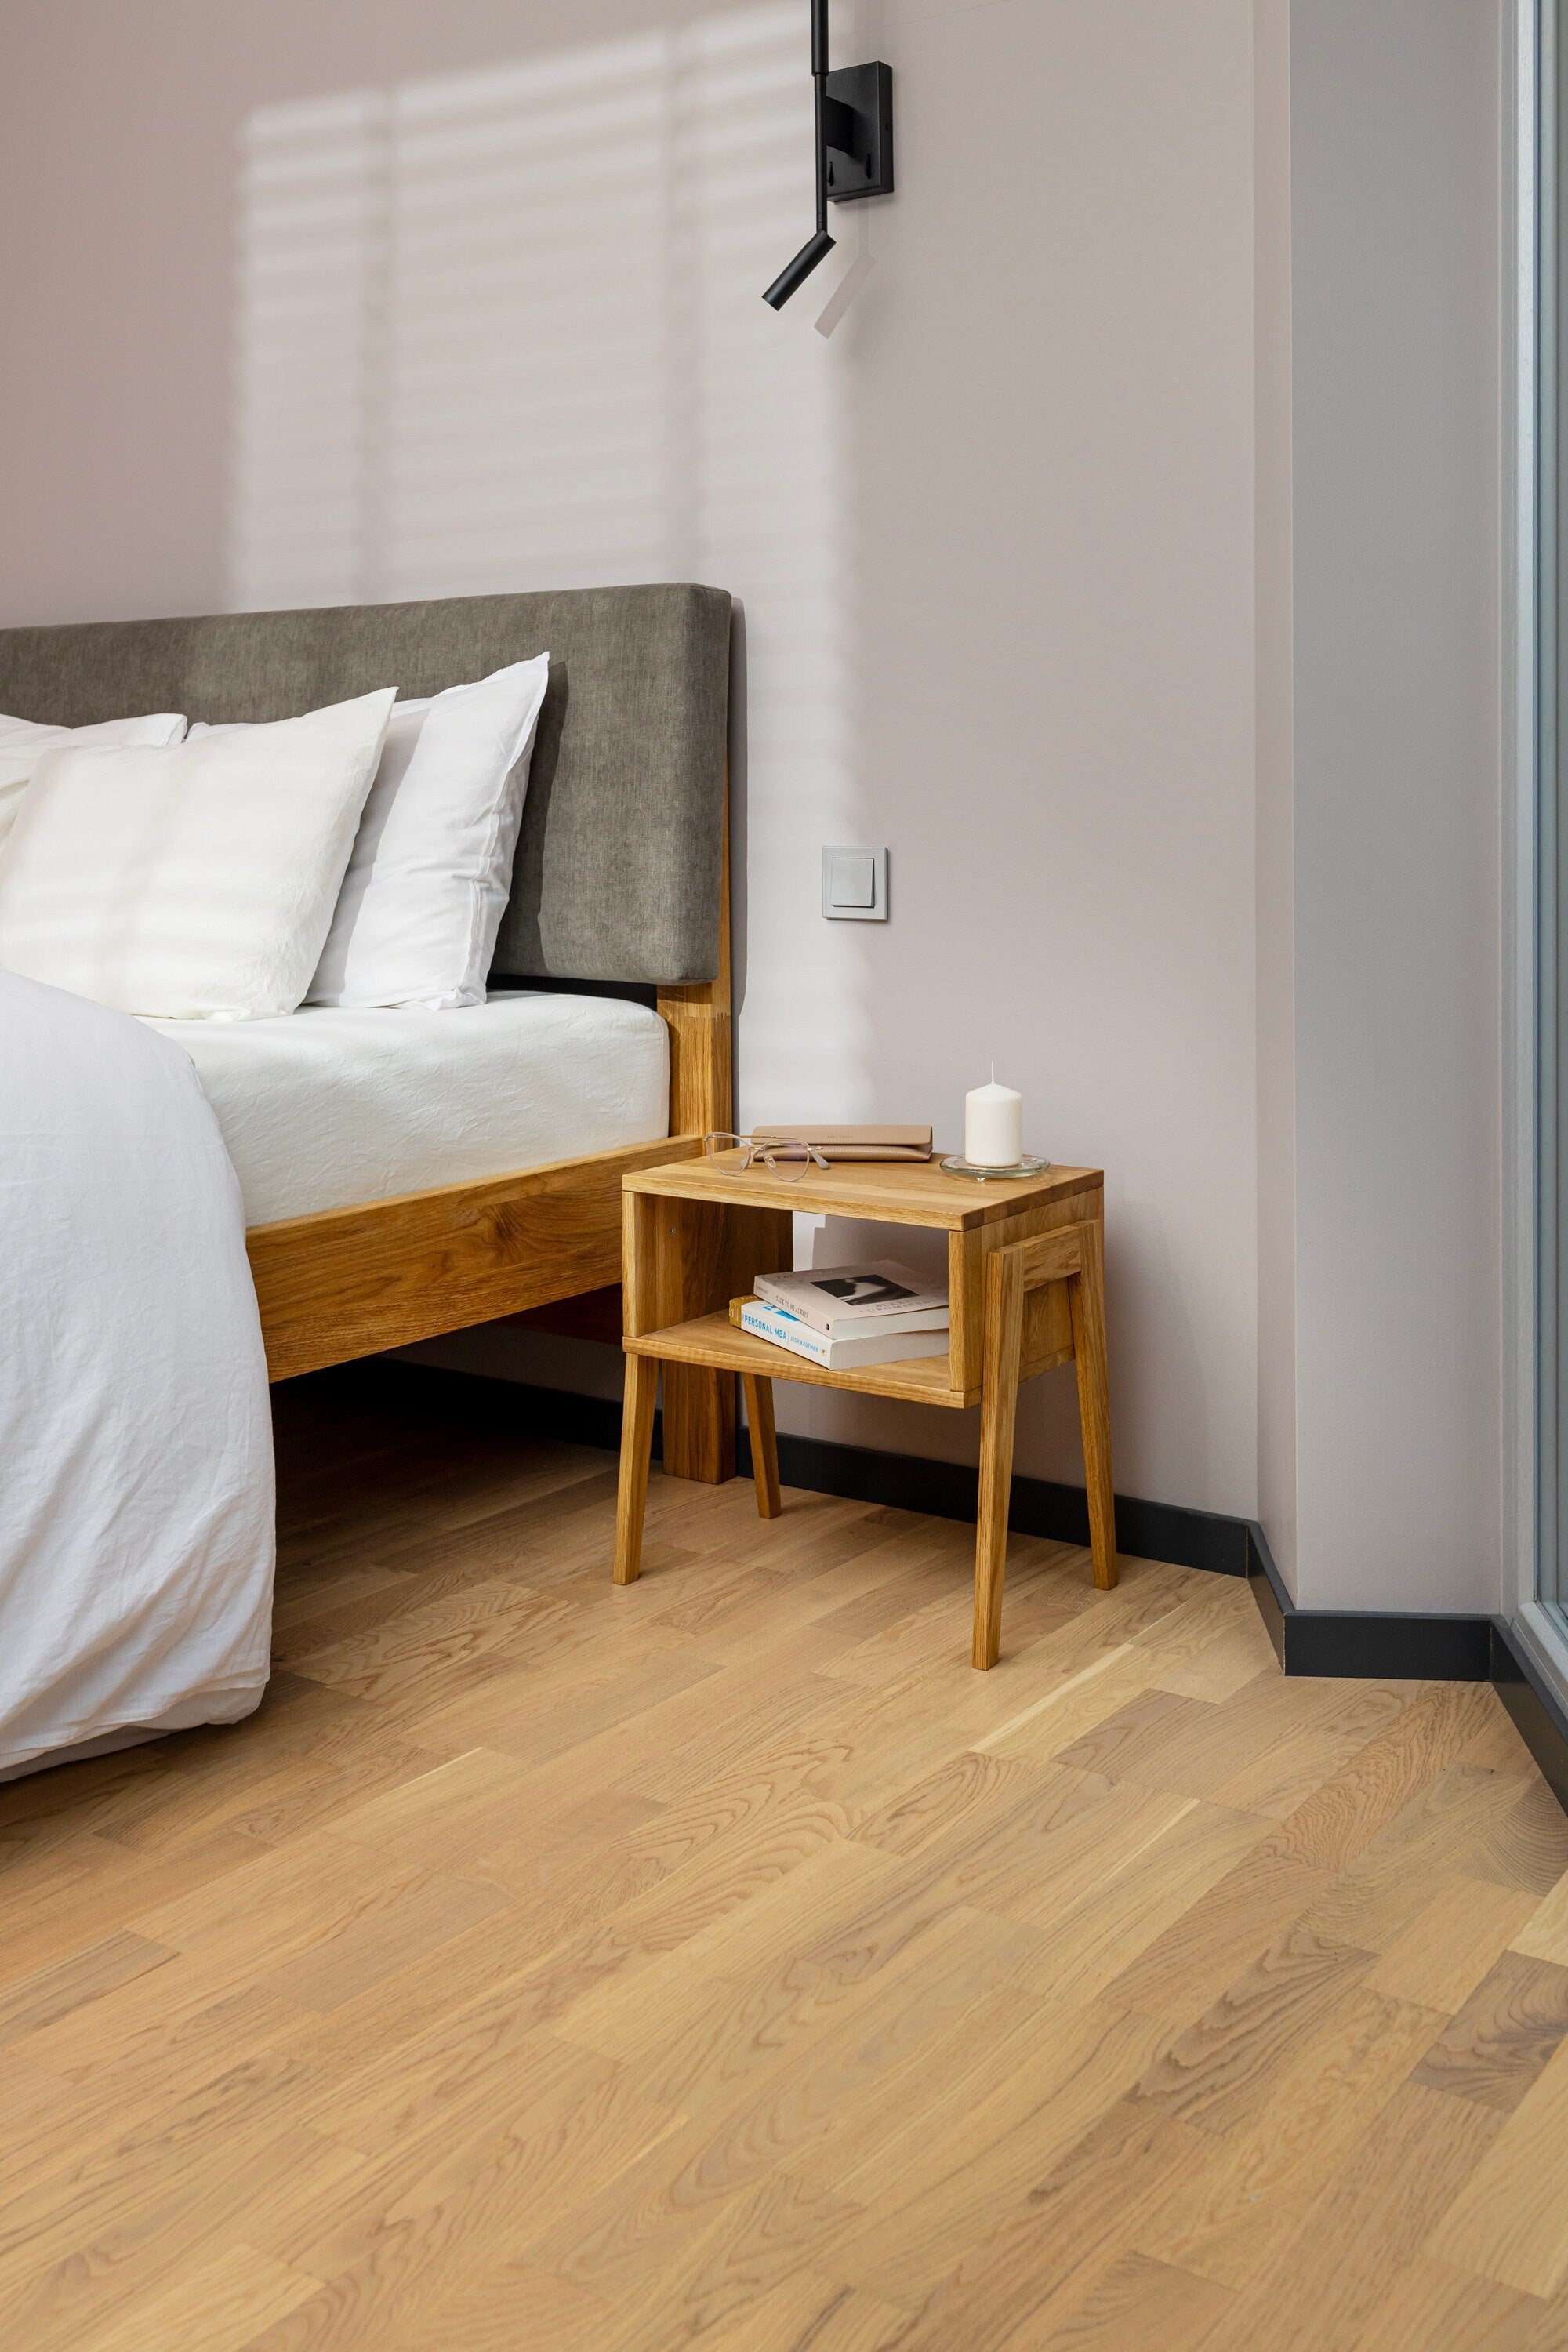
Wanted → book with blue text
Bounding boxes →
[752,1261,949,1340]
[736,1295,949,1371]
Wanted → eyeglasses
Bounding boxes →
[703,1131,831,1183]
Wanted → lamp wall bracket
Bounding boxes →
[822,63,895,202]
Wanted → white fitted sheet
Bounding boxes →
[143,991,670,1226]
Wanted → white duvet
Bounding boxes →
[0,975,274,1778]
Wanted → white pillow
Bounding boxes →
[0,688,395,1019]
[306,654,550,1008]
[0,710,187,851]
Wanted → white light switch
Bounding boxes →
[822,844,888,920]
[832,855,876,906]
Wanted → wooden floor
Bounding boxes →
[7,1373,1568,2351]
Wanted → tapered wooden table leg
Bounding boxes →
[662,1364,735,1484]
[614,1355,660,1586]
[742,1374,782,1519]
[974,1246,1025,1668]
[1070,1218,1118,1590]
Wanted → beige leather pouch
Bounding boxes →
[750,1125,933,1163]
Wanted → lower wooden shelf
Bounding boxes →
[624,1311,976,1408]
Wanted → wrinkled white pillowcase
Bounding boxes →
[0,710,187,851]
[0,688,394,1019]
[317,653,550,1010]
[191,655,550,1011]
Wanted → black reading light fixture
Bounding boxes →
[763,0,894,309]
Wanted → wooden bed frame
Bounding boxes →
[245,812,735,1481]
[0,584,739,1485]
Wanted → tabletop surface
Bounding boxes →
[625,1152,1103,1232]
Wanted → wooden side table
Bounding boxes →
[611,1153,1116,1668]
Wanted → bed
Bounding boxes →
[0,583,740,1482]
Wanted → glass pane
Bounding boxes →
[1545,0,1559,1614]
[1546,0,1568,1628]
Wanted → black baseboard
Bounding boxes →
[1244,1520,1491,1680]
[301,1357,1250,1578]
[751,1428,1250,1577]
[1490,1621,1568,1813]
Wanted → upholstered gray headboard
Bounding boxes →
[0,583,731,985]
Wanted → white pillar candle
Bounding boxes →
[965,1072,1023,1167]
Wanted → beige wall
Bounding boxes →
[1277,0,1504,1614]
[0,0,1262,1520]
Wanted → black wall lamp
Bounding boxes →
[763,0,894,310]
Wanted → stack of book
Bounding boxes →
[731,1261,949,1370]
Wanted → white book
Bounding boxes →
[739,1298,949,1371]
[753,1260,949,1340]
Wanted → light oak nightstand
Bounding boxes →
[612,1152,1116,1667]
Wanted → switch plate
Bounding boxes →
[822,844,888,921]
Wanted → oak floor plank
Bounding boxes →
[1102,1843,1330,2023]
[1137,1980,1448,2289]
[271,1562,554,1673]
[926,1563,1197,1740]
[1124,1922,1378,2136]
[670,2272,911,2351]
[372,2259,611,2352]
[813,2003,1171,2295]
[318,1744,587,1876]
[1116,1569,1261,1666]
[1000,1799,1267,1998]
[1459,1706,1541,1779]
[0,2067,362,2352]
[1411,1950,1568,2114]
[836,2100,1212,2345]
[1195,2081,1502,2352]
[2,1374,1566,2351]
[1511,1864,1568,1969]
[1269,1679,1505,1872]
[1472,1775,1568,1900]
[270,1563,418,1638]
[1438,2039,1568,2298]
[1053,1670,1348,1805]
[1344,2259,1551,2352]
[74,2241,324,2352]
[1153,1611,1281,1704]
[99,1736,452,1864]
[531,1919,1062,2300]
[1207,1679,1417,1820]
[589,2169,865,2352]
[264,2060,687,2348]
[801,1987,1161,2216]
[278,1780,864,2110]
[848,1744,1054,1862]
[660,1837,967,2002]
[560,1896,1042,2119]
[1367,1873,1544,2013]
[121,1823,503,1981]
[0,1930,175,2046]
[861,1761,1196,1934]
[1034,2249,1235,2349]
[1301,1763,1527,1952]
[1,1826,280,1987]
[968,1645,1191,1766]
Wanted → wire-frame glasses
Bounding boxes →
[702,1131,832,1182]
